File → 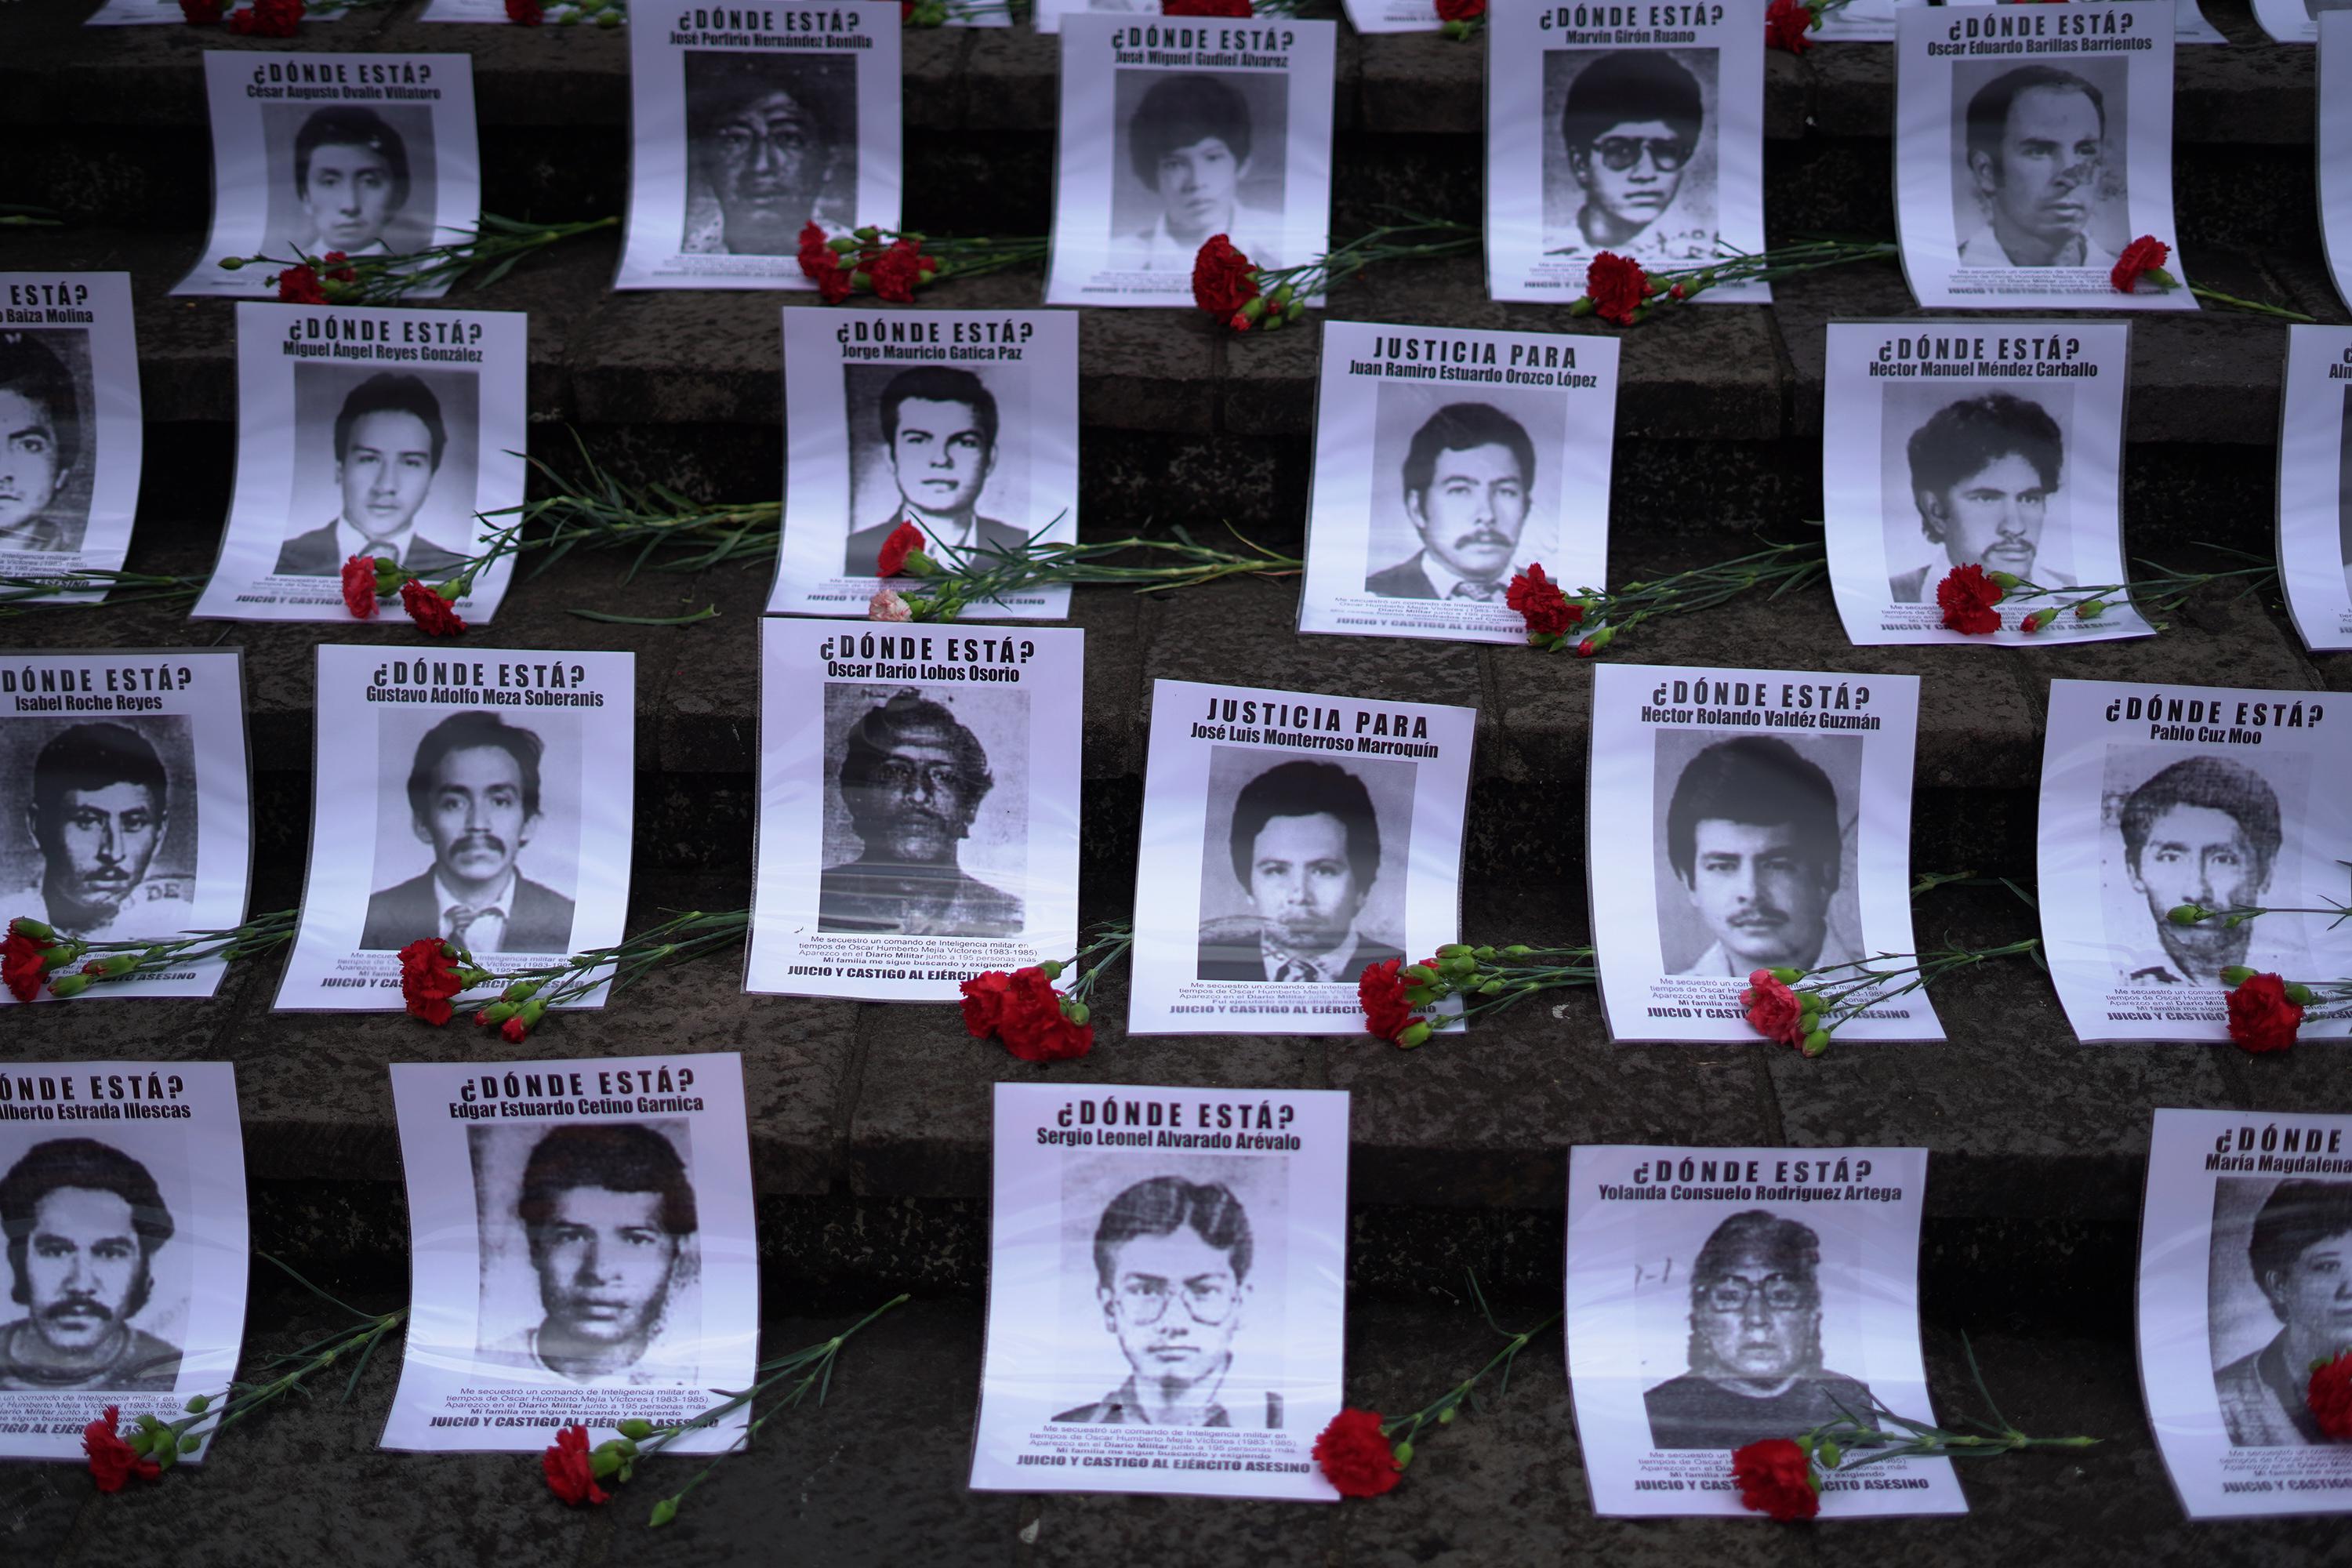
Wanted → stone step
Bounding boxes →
[0,1288,2339,1565]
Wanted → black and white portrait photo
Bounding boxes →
[0,330,93,557]
[360,710,579,956]
[1363,394,1550,603]
[0,1136,183,1392]
[818,686,1027,939]
[2209,1178,2352,1447]
[1054,1170,1285,1429]
[682,53,855,256]
[471,1123,700,1386]
[263,103,438,261]
[2,717,198,946]
[2096,750,2303,989]
[1542,49,1718,262]
[1642,1210,1877,1449]
[1109,71,1290,274]
[1195,751,1411,985]
[1882,386,2071,602]
[1951,62,2128,270]
[1652,732,1863,978]
[278,366,479,579]
[842,365,1027,576]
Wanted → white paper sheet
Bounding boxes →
[193,303,524,623]
[1566,1144,1965,1517]
[381,1053,757,1452]
[1895,3,2193,310]
[1587,662,1940,1044]
[2037,677,2352,1042]
[1486,3,1769,304]
[745,619,1083,1000]
[1338,0,1442,31]
[1033,0,1298,31]
[2252,0,2335,42]
[615,3,903,291]
[0,650,251,1003]
[1823,318,2149,645]
[2274,325,2352,652]
[1044,17,1335,309]
[1127,678,1473,1035]
[770,308,1079,618]
[274,644,635,1011]
[1295,320,1619,646]
[2321,14,2352,310]
[968,1082,1347,1501]
[2140,1108,2352,1517]
[174,53,480,300]
[0,274,143,604]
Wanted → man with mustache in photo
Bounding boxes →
[1666,736,1857,978]
[484,1125,696,1385]
[292,107,410,259]
[683,56,840,257]
[1958,67,2118,270]
[1890,393,2071,603]
[2112,757,2282,987]
[20,722,194,946]
[0,1138,181,1392]
[1196,759,1406,983]
[359,711,575,954]
[2216,1181,2352,1446]
[818,691,1023,938]
[842,368,1025,577]
[1555,52,1706,255]
[1116,74,1283,274]
[1365,403,1538,602]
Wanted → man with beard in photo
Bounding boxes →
[683,57,837,256]
[1890,393,2069,603]
[1643,1210,1875,1448]
[818,691,1023,937]
[0,1138,182,1392]
[484,1125,696,1385]
[1055,1177,1282,1428]
[20,722,194,945]
[360,711,575,954]
[1365,403,1538,602]
[2112,757,2282,986]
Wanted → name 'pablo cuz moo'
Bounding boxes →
[2101,688,2325,746]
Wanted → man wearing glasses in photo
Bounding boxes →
[1554,52,1708,256]
[1642,1210,1879,1448]
[1054,1176,1282,1428]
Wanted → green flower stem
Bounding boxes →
[0,569,209,616]
[1525,539,1828,654]
[1242,218,1482,321]
[224,215,618,305]
[1795,1336,2097,1478]
[1562,241,1898,320]
[458,909,752,1018]
[896,524,1301,621]
[1987,546,2276,630]
[2187,285,2314,324]
[1378,1279,1558,1465]
[31,909,299,998]
[1791,938,2044,1042]
[1058,922,1135,1016]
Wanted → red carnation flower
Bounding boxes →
[1740,970,1808,1047]
[2309,1349,2352,1438]
[1163,0,1252,14]
[876,521,925,577]
[506,0,544,20]
[1732,1438,1820,1521]
[542,1425,608,1507]
[400,579,467,637]
[1192,234,1261,320]
[1312,1408,1402,1497]
[275,265,328,305]
[2111,234,2172,296]
[997,967,1094,1063]
[341,555,381,619]
[502,1014,532,1044]
[1935,563,2003,635]
[84,1406,162,1493]
[1436,0,1486,17]
[227,0,303,37]
[180,0,227,20]
[397,938,465,1025]
[4,921,56,1004]
[1584,252,1653,326]
[1765,0,1814,52]
[1504,563,1581,640]
[2226,971,2303,1054]
[865,241,927,304]
[959,969,1015,1039]
[1357,956,1421,1044]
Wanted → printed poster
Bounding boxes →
[745,619,1083,1000]
[2252,0,2331,42]
[381,1053,756,1452]
[616,3,903,292]
[0,1063,248,1464]
[274,645,634,1011]
[2323,13,2352,314]
[1127,679,1473,1035]
[1821,319,2147,645]
[1295,320,1620,647]
[2274,325,2352,652]
[968,1083,1348,1501]
[194,303,524,623]
[1586,663,1941,1044]
[2140,1108,2352,1518]
[2038,679,2352,1043]
[1566,1144,1965,1517]
[1044,16,1336,309]
[1486,2,1769,304]
[0,650,251,1003]
[0,274,143,603]
[1894,2,2194,310]
[174,53,480,300]
[771,309,1079,619]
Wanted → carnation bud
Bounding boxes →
[1261,314,1286,333]
[476,1002,518,1027]
[153,1441,179,1472]
[827,236,858,253]
[2168,903,2211,926]
[1800,1029,1831,1057]
[617,1418,655,1440]
[1402,986,1435,1007]
[1034,959,1065,979]
[1817,1439,1842,1468]
[185,1394,211,1414]
[902,549,941,578]
[8,917,56,941]
[1479,979,1505,995]
[854,226,880,243]
[1392,1439,1415,1469]
[650,1497,681,1528]
[1987,571,2023,590]
[1502,944,1532,957]
[501,978,543,1004]
[2073,598,2107,619]
[1270,283,1294,307]
[1283,300,1305,324]
[1581,626,1615,654]
[45,972,89,998]
[179,1433,203,1454]
[1063,1001,1091,1026]
[2220,966,2256,985]
[1436,943,1475,959]
[590,1441,630,1479]
[1397,1021,1432,1049]
[1403,964,1439,985]
[2286,982,2317,1006]
[1239,296,1268,322]
[1769,967,1802,984]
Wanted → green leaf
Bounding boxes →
[568,605,721,626]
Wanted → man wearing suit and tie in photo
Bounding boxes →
[275,373,471,579]
[843,368,1026,578]
[1196,759,1406,983]
[1364,403,1537,603]
[359,711,575,954]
